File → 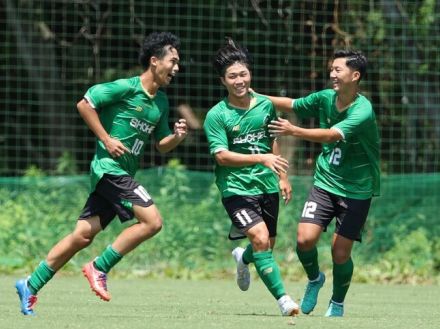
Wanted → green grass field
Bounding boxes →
[1,276,439,329]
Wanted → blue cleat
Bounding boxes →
[15,278,38,315]
[300,271,325,314]
[325,300,344,317]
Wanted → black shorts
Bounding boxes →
[79,174,154,229]
[300,186,371,242]
[222,193,279,240]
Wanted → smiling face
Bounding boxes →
[221,62,251,100]
[329,57,360,92]
[151,46,180,87]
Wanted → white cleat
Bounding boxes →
[277,295,300,316]
[231,247,250,291]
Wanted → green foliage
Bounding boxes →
[55,151,78,175]
[1,170,439,284]
[23,165,45,177]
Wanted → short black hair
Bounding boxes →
[212,37,252,77]
[333,49,367,81]
[139,32,180,70]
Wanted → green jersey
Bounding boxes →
[84,76,172,190]
[204,93,279,198]
[293,89,380,199]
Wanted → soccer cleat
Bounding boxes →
[15,278,38,315]
[300,271,326,314]
[231,247,250,291]
[82,260,111,301]
[277,295,299,316]
[325,300,344,317]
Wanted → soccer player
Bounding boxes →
[265,49,380,317]
[15,32,187,315]
[203,38,299,317]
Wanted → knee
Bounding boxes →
[71,231,95,249]
[296,226,320,251]
[250,235,270,251]
[150,216,163,234]
[331,248,351,264]
[296,235,315,251]
[140,215,163,237]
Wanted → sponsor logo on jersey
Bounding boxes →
[233,130,266,144]
[134,106,143,112]
[232,125,240,131]
[130,118,155,134]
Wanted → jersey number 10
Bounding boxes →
[131,139,144,156]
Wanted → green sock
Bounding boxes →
[296,246,320,280]
[242,244,254,264]
[331,258,353,303]
[253,250,285,300]
[27,260,55,295]
[94,245,123,273]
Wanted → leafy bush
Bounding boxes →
[0,169,439,284]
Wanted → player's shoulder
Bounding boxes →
[207,99,227,115]
[353,93,373,112]
[254,93,275,108]
[317,89,336,99]
[204,99,227,126]
[98,76,138,95]
[111,76,138,88]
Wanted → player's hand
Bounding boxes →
[279,176,292,205]
[103,137,130,158]
[174,118,188,139]
[268,117,295,137]
[260,153,289,175]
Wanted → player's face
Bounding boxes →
[329,57,359,92]
[221,62,251,99]
[153,46,180,86]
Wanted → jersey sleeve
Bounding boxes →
[293,91,323,119]
[332,102,373,140]
[203,109,228,155]
[153,93,172,141]
[84,79,131,109]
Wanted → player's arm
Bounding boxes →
[214,150,289,176]
[250,89,295,113]
[155,119,188,153]
[268,117,342,143]
[272,139,292,204]
[77,99,129,157]
[266,95,296,113]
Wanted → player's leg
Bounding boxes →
[254,193,298,316]
[16,215,102,315]
[237,195,279,274]
[296,222,326,314]
[246,223,298,316]
[83,204,162,301]
[111,203,163,254]
[296,186,334,314]
[325,196,371,317]
[325,233,353,317]
[223,194,298,315]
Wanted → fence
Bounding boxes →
[1,0,439,176]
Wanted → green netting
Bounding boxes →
[1,1,439,281]
[0,169,439,281]
[1,1,439,176]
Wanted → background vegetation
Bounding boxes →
[1,0,439,175]
[1,166,439,284]
[0,1,438,285]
